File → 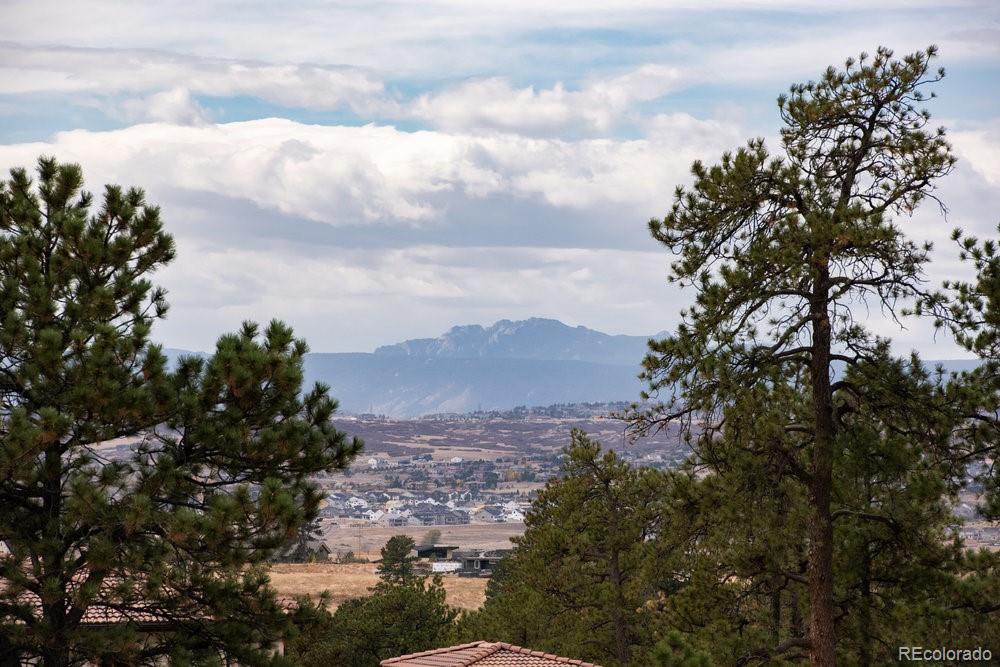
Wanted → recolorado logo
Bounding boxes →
[898,646,992,662]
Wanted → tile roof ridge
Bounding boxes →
[457,642,503,667]
[491,642,602,666]
[380,640,494,665]
[378,640,603,666]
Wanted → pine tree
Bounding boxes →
[284,515,326,563]
[460,430,670,666]
[922,224,1000,519]
[909,224,1000,636]
[647,352,968,664]
[0,157,362,664]
[288,576,457,667]
[377,535,416,584]
[633,47,955,666]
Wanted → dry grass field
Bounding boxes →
[268,562,488,610]
[321,521,525,554]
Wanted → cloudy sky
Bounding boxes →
[1,1,998,356]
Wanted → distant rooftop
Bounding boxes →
[380,641,601,666]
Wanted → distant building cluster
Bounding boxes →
[960,524,1000,550]
[319,490,528,527]
[410,545,511,577]
[418,401,634,421]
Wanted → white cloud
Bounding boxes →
[0,116,739,226]
[0,115,736,351]
[0,44,384,112]
[693,23,1000,89]
[3,2,993,135]
[120,88,209,126]
[2,0,995,147]
[0,3,977,71]
[952,120,1000,187]
[407,64,682,134]
[642,112,745,150]
[2,43,687,136]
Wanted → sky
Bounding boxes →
[0,1,998,356]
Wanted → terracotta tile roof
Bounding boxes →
[2,571,298,627]
[380,641,603,667]
[4,579,174,627]
[73,602,171,626]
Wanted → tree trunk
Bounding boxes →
[859,471,875,666]
[608,548,630,665]
[772,500,788,646]
[771,585,783,646]
[0,634,22,667]
[808,287,836,667]
[859,545,873,667]
[790,589,804,639]
[40,643,71,667]
[41,443,72,667]
[807,471,835,666]
[40,594,72,667]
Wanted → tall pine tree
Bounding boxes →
[0,158,362,665]
[633,47,954,666]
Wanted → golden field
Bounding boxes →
[268,562,488,610]
[320,521,525,554]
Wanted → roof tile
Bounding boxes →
[381,641,602,667]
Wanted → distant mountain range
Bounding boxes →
[162,317,980,418]
[374,318,662,366]
[164,318,656,417]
